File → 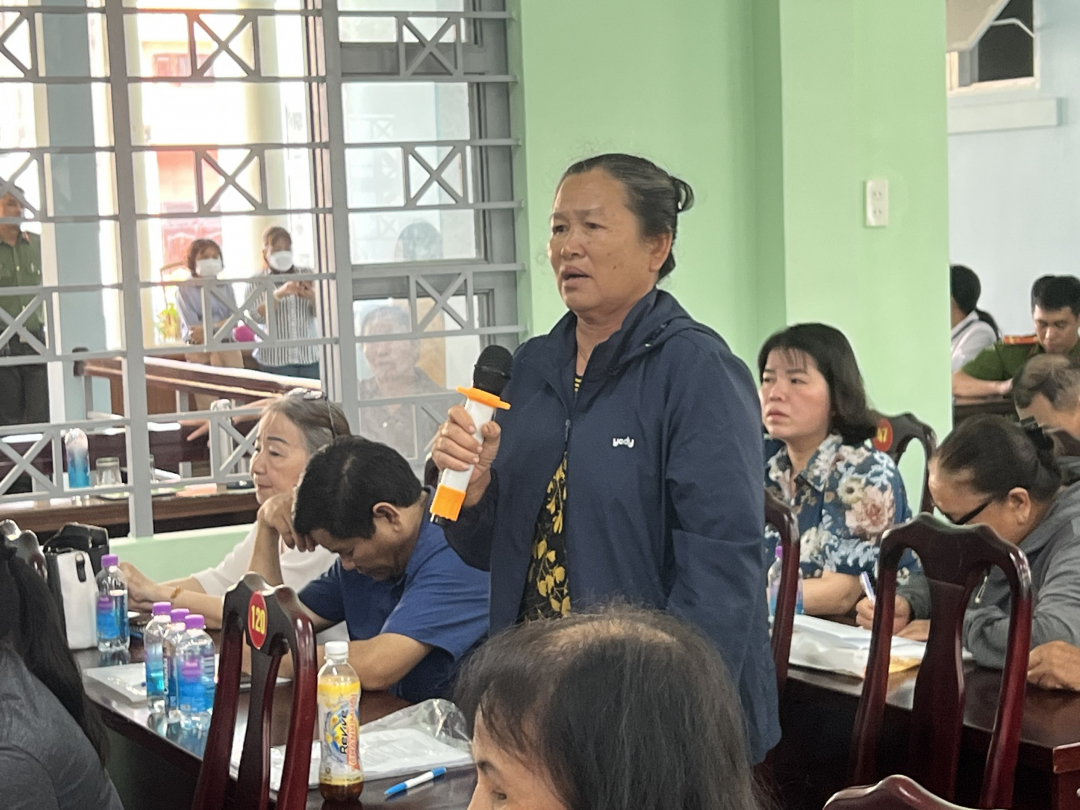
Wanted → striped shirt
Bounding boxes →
[246,269,320,367]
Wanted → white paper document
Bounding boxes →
[229,726,473,791]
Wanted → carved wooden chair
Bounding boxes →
[872,413,938,514]
[849,516,1032,808]
[191,573,318,810]
[827,775,994,810]
[765,489,801,696]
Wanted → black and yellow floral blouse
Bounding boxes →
[518,378,579,621]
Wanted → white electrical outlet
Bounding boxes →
[865,179,889,228]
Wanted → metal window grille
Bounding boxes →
[0,0,520,537]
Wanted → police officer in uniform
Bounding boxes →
[953,275,1080,398]
[0,188,48,426]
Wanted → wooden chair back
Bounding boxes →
[872,413,938,514]
[765,489,801,695]
[191,573,318,810]
[827,775,991,810]
[849,516,1032,808]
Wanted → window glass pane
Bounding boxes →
[354,296,480,465]
[342,82,470,143]
[339,0,464,43]
[348,210,476,264]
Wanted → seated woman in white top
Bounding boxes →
[951,264,1000,372]
[122,394,350,638]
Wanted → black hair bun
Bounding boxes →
[673,177,695,214]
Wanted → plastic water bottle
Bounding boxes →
[767,545,804,618]
[95,554,129,652]
[163,607,190,719]
[318,641,364,800]
[177,614,215,732]
[65,428,90,489]
[143,601,172,714]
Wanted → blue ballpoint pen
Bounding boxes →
[384,767,448,797]
[859,571,876,606]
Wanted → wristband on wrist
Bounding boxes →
[169,585,183,601]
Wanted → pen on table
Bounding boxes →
[384,767,448,797]
[859,572,876,607]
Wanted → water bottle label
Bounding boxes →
[318,685,362,785]
[97,600,118,639]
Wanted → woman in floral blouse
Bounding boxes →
[759,323,915,616]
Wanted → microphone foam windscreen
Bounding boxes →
[473,345,513,396]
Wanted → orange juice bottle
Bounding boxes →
[317,641,364,800]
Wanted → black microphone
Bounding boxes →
[430,345,512,525]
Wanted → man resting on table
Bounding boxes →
[246,436,490,702]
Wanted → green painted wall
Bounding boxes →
[512,0,952,455]
[777,1,952,435]
[111,525,248,582]
[512,0,764,358]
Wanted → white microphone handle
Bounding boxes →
[437,397,496,493]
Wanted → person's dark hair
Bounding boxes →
[935,415,1062,503]
[951,264,1000,338]
[185,238,222,275]
[757,323,878,444]
[560,153,694,281]
[262,393,351,455]
[0,549,110,766]
[293,436,422,539]
[1031,275,1080,316]
[455,605,762,810]
[1012,355,1080,411]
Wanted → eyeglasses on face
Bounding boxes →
[937,497,996,526]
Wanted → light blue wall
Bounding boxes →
[949,0,1080,335]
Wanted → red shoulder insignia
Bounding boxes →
[1002,334,1038,346]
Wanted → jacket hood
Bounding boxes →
[520,288,718,379]
[1022,480,1080,557]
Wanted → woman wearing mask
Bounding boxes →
[247,226,320,379]
[176,238,244,409]
[856,416,1080,668]
[0,543,123,809]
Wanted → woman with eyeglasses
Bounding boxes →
[856,415,1080,668]
[120,394,350,638]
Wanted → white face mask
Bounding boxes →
[196,257,223,278]
[267,250,293,272]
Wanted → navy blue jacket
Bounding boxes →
[444,289,780,762]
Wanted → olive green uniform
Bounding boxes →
[0,230,49,425]
[961,336,1080,382]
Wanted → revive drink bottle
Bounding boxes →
[317,641,363,800]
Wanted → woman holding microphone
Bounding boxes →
[432,153,779,763]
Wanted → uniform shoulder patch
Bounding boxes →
[1002,334,1039,346]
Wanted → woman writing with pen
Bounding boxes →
[856,416,1080,676]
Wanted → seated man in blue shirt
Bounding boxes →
[247,436,489,702]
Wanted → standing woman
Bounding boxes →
[248,226,320,379]
[950,264,1000,372]
[177,238,244,410]
[432,153,779,762]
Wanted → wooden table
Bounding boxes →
[0,487,259,540]
[774,663,1080,810]
[77,645,475,810]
